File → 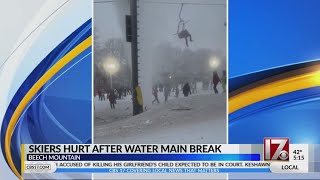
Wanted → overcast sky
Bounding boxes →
[94,0,226,53]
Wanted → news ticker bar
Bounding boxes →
[23,161,310,173]
[26,154,260,161]
[21,144,320,175]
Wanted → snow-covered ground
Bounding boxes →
[94,86,226,144]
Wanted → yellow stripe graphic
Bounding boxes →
[229,70,320,114]
[5,36,92,179]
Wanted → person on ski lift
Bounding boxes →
[177,20,193,47]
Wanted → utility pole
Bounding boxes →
[130,0,140,115]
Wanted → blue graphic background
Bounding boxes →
[229,0,320,78]
[1,19,92,174]
[229,0,320,144]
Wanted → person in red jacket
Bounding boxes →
[213,71,221,94]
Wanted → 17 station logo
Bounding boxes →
[264,138,289,161]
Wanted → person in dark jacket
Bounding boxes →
[164,86,170,102]
[177,20,193,47]
[152,87,160,104]
[108,90,117,109]
[213,71,221,94]
[183,83,191,97]
[117,88,123,99]
[97,90,102,101]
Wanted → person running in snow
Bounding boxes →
[212,71,221,94]
[152,87,160,104]
[183,83,191,97]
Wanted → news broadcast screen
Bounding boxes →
[0,0,319,179]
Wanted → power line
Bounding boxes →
[140,0,225,6]
[94,0,226,6]
[94,0,115,3]
[0,0,70,71]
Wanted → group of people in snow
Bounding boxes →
[97,87,132,109]
[152,70,226,104]
[152,83,191,105]
[97,70,227,109]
